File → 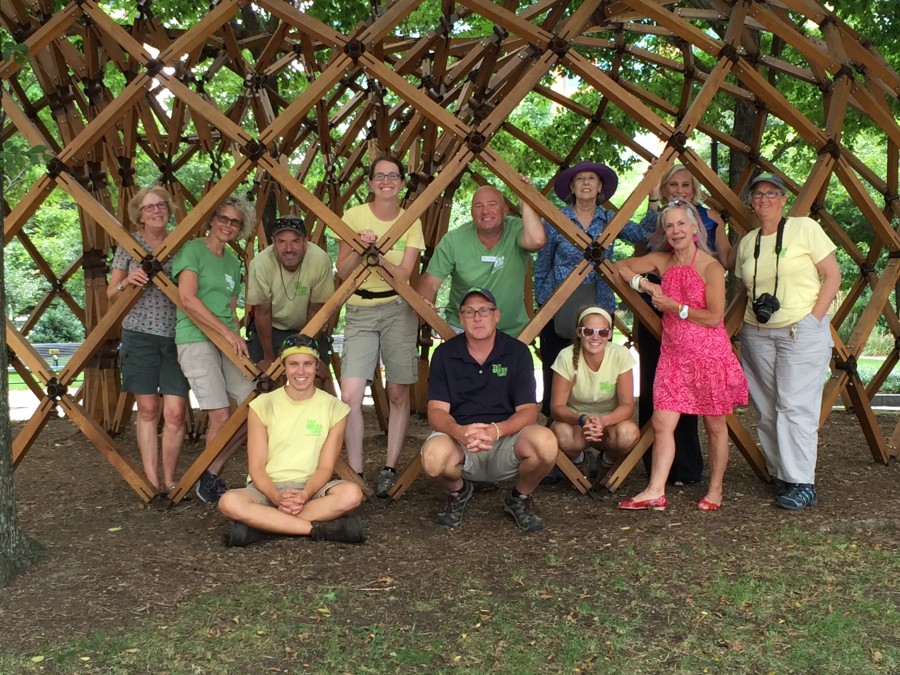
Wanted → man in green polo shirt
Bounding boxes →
[418,181,545,336]
[246,216,335,372]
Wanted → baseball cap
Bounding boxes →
[748,173,786,193]
[271,215,307,237]
[460,287,498,306]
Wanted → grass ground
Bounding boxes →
[1,526,896,674]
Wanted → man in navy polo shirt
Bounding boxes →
[421,288,557,531]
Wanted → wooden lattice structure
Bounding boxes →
[2,0,898,503]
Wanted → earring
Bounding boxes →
[692,232,699,244]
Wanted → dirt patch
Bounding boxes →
[2,407,898,653]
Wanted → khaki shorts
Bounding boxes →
[238,479,347,506]
[421,431,522,483]
[177,341,256,410]
[341,298,418,384]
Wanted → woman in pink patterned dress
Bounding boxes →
[614,200,747,512]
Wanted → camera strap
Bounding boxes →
[751,216,786,303]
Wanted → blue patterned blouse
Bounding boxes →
[533,205,657,313]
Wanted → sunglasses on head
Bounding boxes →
[280,334,318,351]
[666,198,691,207]
[577,326,611,338]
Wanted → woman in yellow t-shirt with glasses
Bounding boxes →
[732,174,841,511]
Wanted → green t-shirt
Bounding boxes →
[425,216,529,335]
[248,387,350,484]
[551,342,635,415]
[246,243,335,331]
[173,238,242,344]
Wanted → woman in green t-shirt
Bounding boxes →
[549,307,639,480]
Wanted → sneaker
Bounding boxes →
[435,479,475,527]
[573,451,596,479]
[224,521,271,547]
[195,470,228,504]
[773,478,792,498]
[503,492,544,532]
[776,483,817,511]
[310,515,366,544]
[376,468,397,498]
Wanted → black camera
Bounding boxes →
[752,293,780,323]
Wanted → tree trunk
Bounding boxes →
[0,110,44,588]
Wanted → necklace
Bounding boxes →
[279,260,303,302]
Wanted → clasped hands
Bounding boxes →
[460,423,499,453]
[275,488,308,516]
[581,415,605,443]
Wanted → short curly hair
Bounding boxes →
[207,194,255,240]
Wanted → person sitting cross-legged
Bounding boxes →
[421,288,557,532]
[218,335,366,547]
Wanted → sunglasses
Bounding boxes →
[280,334,319,351]
[665,198,691,208]
[577,326,611,338]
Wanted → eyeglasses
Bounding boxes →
[751,190,783,200]
[214,213,243,228]
[577,326,611,338]
[460,306,497,318]
[140,202,169,212]
[372,172,402,181]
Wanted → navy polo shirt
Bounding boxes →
[428,330,536,425]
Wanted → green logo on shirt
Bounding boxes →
[492,364,508,378]
[396,239,407,251]
[294,283,309,296]
[306,419,323,435]
[599,382,615,393]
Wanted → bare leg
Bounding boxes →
[340,377,368,473]
[134,394,161,490]
[550,421,585,460]
[513,425,557,495]
[160,395,186,487]
[628,410,679,501]
[702,415,729,507]
[205,407,247,476]
[421,435,466,492]
[600,419,640,463]
[385,382,410,468]
[219,482,363,535]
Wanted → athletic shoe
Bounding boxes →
[376,468,396,498]
[310,515,366,543]
[435,479,474,527]
[503,492,544,532]
[195,470,228,504]
[776,483,817,511]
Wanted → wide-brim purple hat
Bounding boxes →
[554,161,619,202]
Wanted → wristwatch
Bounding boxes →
[578,414,587,427]
[116,282,126,292]
[678,304,689,320]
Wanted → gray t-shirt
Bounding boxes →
[111,232,177,337]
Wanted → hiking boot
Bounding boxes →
[503,492,544,532]
[195,470,229,504]
[435,479,475,527]
[776,483,817,511]
[376,468,397,498]
[310,515,366,543]
[224,521,271,547]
